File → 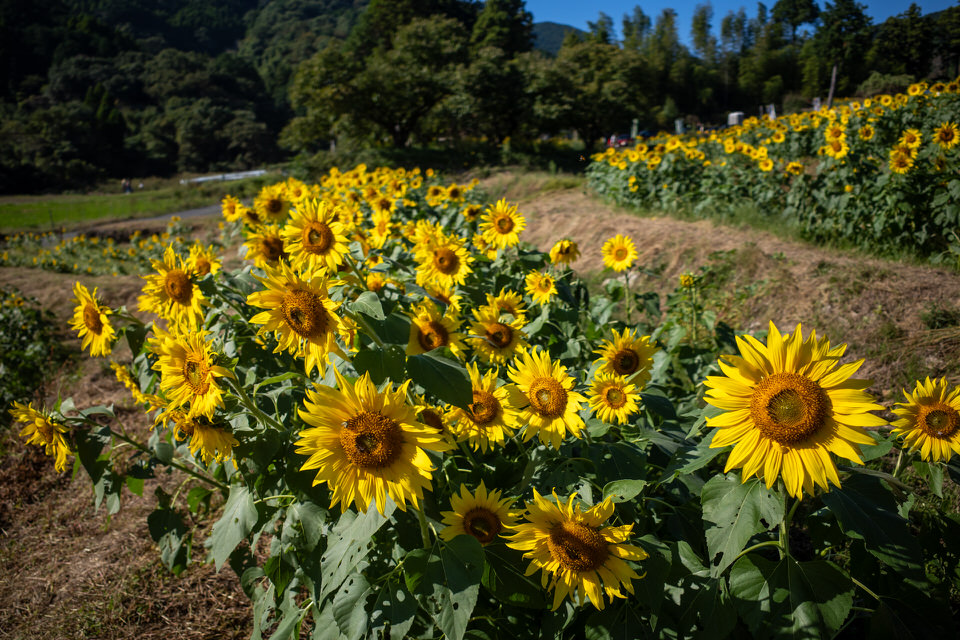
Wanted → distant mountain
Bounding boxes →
[532,21,586,57]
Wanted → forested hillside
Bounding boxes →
[1,0,959,193]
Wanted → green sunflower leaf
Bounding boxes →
[206,484,259,571]
[353,344,406,385]
[406,352,472,408]
[404,536,483,640]
[701,474,783,577]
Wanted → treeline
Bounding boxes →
[288,0,960,158]
[1,0,959,192]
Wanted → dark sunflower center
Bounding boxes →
[750,372,829,445]
[340,411,403,469]
[495,216,514,233]
[603,386,627,409]
[417,321,449,352]
[244,210,261,224]
[614,247,628,261]
[82,304,103,334]
[36,419,55,444]
[548,521,608,573]
[485,323,513,349]
[610,349,639,376]
[164,269,193,305]
[182,357,210,394]
[469,390,500,425]
[433,248,460,275]
[528,377,567,419]
[303,222,334,254]
[261,236,284,261]
[448,187,461,199]
[941,129,956,142]
[419,409,445,433]
[194,257,211,276]
[463,507,502,544]
[266,198,283,215]
[536,277,552,293]
[918,404,960,439]
[280,290,329,339]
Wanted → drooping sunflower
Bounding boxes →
[448,362,520,452]
[468,306,528,365]
[440,482,519,545]
[594,328,657,388]
[9,402,72,472]
[479,198,526,250]
[507,347,587,449]
[601,235,638,272]
[549,239,581,265]
[933,122,960,150]
[247,262,344,375]
[505,490,647,611]
[588,373,640,425]
[159,330,235,419]
[161,409,239,464]
[704,322,886,499]
[892,377,960,463]
[253,183,290,223]
[525,271,557,306]
[70,282,115,357]
[406,299,466,358]
[282,199,350,274]
[295,370,454,514]
[415,234,474,290]
[138,246,207,330]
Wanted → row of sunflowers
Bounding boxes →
[588,80,960,263]
[10,166,960,638]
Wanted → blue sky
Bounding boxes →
[525,1,957,43]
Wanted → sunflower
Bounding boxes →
[479,198,526,250]
[823,138,849,159]
[785,161,804,176]
[588,373,640,425]
[253,183,290,223]
[441,482,519,545]
[295,370,454,514]
[247,262,344,375]
[758,158,774,172]
[448,362,520,452]
[243,224,288,268]
[507,348,587,449]
[485,288,526,321]
[407,299,465,358]
[505,490,646,610]
[601,235,638,272]
[824,123,845,142]
[468,306,528,365]
[282,199,349,274]
[525,271,557,305]
[138,246,207,330]
[9,402,72,472]
[187,243,221,277]
[415,234,474,290]
[858,124,875,141]
[594,328,657,388]
[221,195,243,222]
[550,239,581,265]
[933,122,960,150]
[899,128,922,148]
[70,282,115,357]
[162,409,239,464]
[892,377,960,463]
[368,211,394,249]
[704,322,885,499]
[159,330,235,419]
[890,151,914,175]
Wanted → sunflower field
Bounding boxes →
[12,165,960,638]
[588,81,960,264]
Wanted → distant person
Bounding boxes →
[121,178,132,194]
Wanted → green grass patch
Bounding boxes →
[0,174,280,232]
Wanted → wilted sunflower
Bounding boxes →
[588,373,640,425]
[448,362,520,452]
[415,235,474,289]
[507,347,587,448]
[70,282,115,357]
[594,328,657,388]
[295,370,454,514]
[161,409,239,464]
[525,271,557,305]
[479,198,526,250]
[406,299,465,357]
[549,239,581,265]
[441,482,519,545]
[933,122,960,150]
[159,330,235,419]
[892,377,960,463]
[282,199,349,274]
[9,402,72,472]
[704,322,886,499]
[505,490,646,611]
[247,262,344,375]
[138,246,207,330]
[253,183,290,223]
[601,235,637,272]
[468,307,528,365]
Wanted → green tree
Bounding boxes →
[621,6,651,50]
[470,0,532,55]
[815,0,873,103]
[867,4,932,79]
[692,3,717,64]
[772,0,819,43]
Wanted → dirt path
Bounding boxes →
[2,173,960,638]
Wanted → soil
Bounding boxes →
[2,172,959,638]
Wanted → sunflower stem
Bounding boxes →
[227,377,286,432]
[892,448,904,478]
[623,270,633,324]
[416,506,432,549]
[347,308,387,349]
[851,576,882,602]
[730,540,783,567]
[778,484,791,559]
[690,282,700,346]
[109,427,229,492]
[457,440,480,469]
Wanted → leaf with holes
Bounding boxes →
[369,578,419,640]
[332,573,373,640]
[206,484,259,571]
[404,536,484,640]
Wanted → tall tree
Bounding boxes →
[772,0,820,43]
[815,0,872,104]
[691,3,717,64]
[470,0,532,55]
[622,6,651,50]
